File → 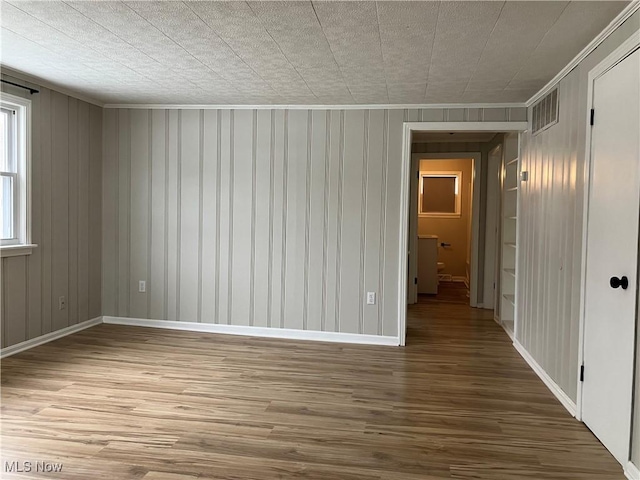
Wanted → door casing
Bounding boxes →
[398,122,528,346]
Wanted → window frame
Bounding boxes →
[418,170,463,219]
[0,92,33,254]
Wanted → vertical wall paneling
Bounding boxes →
[98,105,537,341]
[516,12,640,403]
[129,109,149,319]
[382,109,404,337]
[102,109,117,317]
[200,110,218,324]
[252,110,272,328]
[377,110,389,336]
[4,257,27,346]
[0,76,102,349]
[178,109,200,322]
[68,97,78,325]
[249,110,257,327]
[166,110,179,321]
[307,110,327,333]
[51,91,69,332]
[88,105,102,319]
[231,110,252,326]
[339,110,365,334]
[217,110,231,325]
[303,110,312,331]
[283,110,307,330]
[364,110,384,336]
[334,111,345,332]
[150,110,167,320]
[117,109,130,317]
[270,110,285,328]
[40,89,53,334]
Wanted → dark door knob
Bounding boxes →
[610,276,629,289]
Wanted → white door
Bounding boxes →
[582,48,640,465]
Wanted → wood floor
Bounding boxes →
[1,294,622,479]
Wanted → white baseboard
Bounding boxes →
[0,316,103,359]
[625,461,640,480]
[513,339,577,417]
[102,316,400,346]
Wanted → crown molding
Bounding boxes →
[0,66,105,108]
[102,102,526,110]
[526,1,640,107]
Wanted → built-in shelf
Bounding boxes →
[503,294,515,306]
[499,134,519,340]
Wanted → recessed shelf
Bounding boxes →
[505,216,517,220]
[506,158,519,166]
[503,268,516,277]
[505,242,516,248]
[506,186,518,192]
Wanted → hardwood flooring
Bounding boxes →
[1,297,622,479]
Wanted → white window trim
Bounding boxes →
[418,170,463,219]
[0,92,35,257]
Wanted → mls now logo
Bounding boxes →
[4,460,63,473]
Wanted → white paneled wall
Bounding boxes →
[1,75,102,348]
[103,107,519,338]
[517,12,640,403]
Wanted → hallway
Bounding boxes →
[1,299,622,479]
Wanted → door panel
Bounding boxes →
[583,48,640,464]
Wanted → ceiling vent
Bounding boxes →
[532,88,559,135]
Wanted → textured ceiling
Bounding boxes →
[0,1,628,105]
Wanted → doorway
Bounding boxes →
[580,41,640,466]
[398,122,528,346]
[414,155,476,303]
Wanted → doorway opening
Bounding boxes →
[398,122,527,346]
[415,155,476,304]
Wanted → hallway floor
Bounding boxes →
[1,298,622,479]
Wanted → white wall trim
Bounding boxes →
[513,339,577,417]
[526,1,640,107]
[577,27,640,422]
[0,243,37,257]
[625,461,640,480]
[398,122,527,347]
[102,316,400,346]
[103,103,526,110]
[0,317,102,359]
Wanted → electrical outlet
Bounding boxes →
[58,296,66,310]
[139,280,146,293]
[366,292,376,305]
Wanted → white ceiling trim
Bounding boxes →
[526,1,640,107]
[0,66,104,107]
[101,102,526,110]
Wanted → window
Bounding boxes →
[1,92,32,254]
[418,171,462,218]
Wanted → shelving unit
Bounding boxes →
[498,133,519,339]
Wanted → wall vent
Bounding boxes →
[532,88,559,135]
